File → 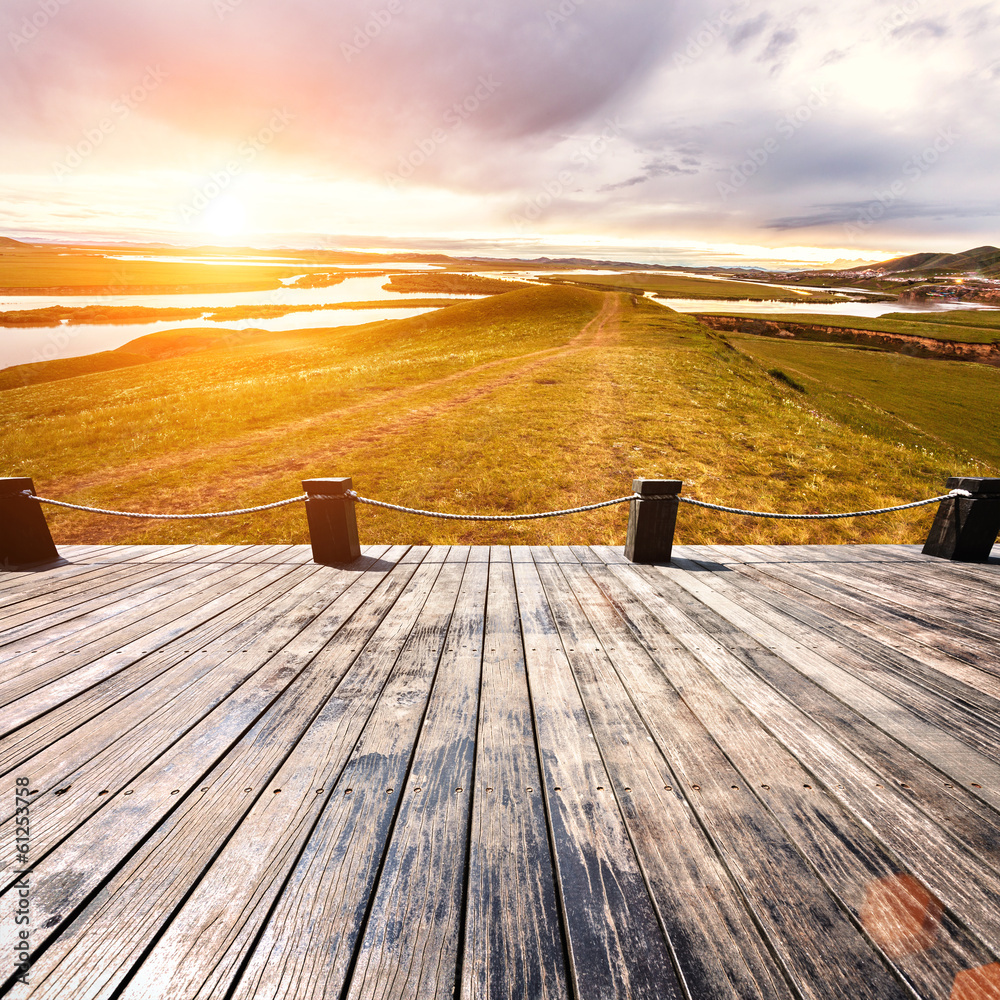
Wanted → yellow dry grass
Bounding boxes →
[2,284,995,548]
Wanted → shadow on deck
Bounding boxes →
[1,542,999,999]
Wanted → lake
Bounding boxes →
[4,268,997,369]
[0,273,480,367]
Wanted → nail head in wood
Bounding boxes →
[302,477,361,564]
[625,478,682,565]
[922,477,1000,563]
[0,477,61,571]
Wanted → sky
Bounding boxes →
[1,0,998,267]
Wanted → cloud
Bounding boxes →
[764,200,1000,230]
[758,26,799,66]
[889,18,951,41]
[728,12,771,52]
[1,0,684,172]
[2,0,999,252]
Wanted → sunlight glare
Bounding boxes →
[200,195,248,238]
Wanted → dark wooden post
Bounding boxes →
[625,479,683,564]
[922,477,1000,562]
[1,477,61,571]
[302,478,361,565]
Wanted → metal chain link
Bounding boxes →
[27,491,307,519]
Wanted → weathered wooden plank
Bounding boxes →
[650,561,1000,873]
[0,548,434,997]
[729,561,1000,696]
[0,564,307,748]
[263,543,314,564]
[586,562,996,998]
[529,545,558,564]
[230,558,471,1000]
[0,560,188,634]
[620,562,1000,955]
[586,544,629,565]
[574,560,915,1000]
[537,559,796,999]
[855,558,1000,614]
[667,557,1000,768]
[459,550,568,1000]
[745,560,998,671]
[104,547,448,1000]
[654,560,1000,817]
[512,557,684,1000]
[180,544,259,563]
[0,559,134,603]
[2,548,381,689]
[547,545,578,565]
[806,561,1000,645]
[755,559,1000,677]
[0,559,238,655]
[0,559,393,872]
[0,559,298,709]
[344,555,484,1000]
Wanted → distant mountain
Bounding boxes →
[0,236,37,250]
[865,245,1000,278]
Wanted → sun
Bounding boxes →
[201,195,248,238]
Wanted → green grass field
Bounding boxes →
[726,333,1000,467]
[543,272,844,302]
[2,285,995,548]
[704,309,1000,344]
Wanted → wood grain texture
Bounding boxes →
[1,543,998,1000]
[231,554,470,1000]
[576,559,911,1000]
[619,561,1000,956]
[513,554,685,1000]
[537,558,795,1000]
[460,550,569,1000]
[588,560,993,999]
[344,552,485,1000]
[0,548,420,993]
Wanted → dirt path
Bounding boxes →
[57,293,628,501]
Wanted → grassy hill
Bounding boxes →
[873,245,1000,278]
[725,333,1000,468]
[1,285,996,548]
[695,309,1000,344]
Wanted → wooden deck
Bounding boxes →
[1,542,999,999]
